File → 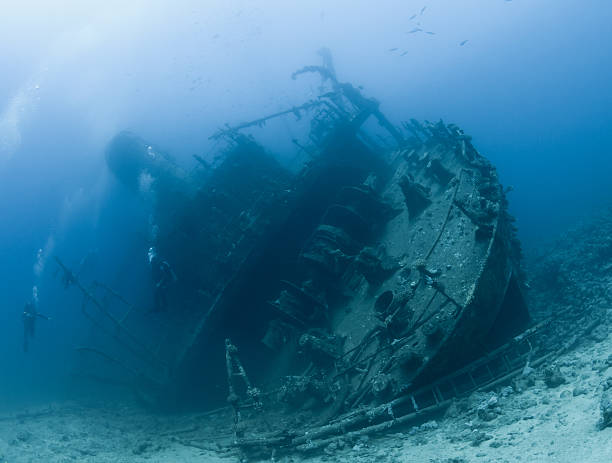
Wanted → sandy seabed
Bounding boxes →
[1,308,611,463]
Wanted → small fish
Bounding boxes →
[409,14,417,20]
[425,31,436,35]
[401,51,409,56]
[459,40,469,46]
[388,47,399,52]
[420,6,427,15]
[408,27,423,33]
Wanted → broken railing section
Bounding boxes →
[209,100,326,141]
[401,119,472,152]
[234,308,598,456]
[400,119,514,243]
[54,257,167,393]
[225,338,262,442]
[399,120,495,178]
[291,59,404,146]
[209,75,404,152]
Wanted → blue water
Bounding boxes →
[1,0,611,408]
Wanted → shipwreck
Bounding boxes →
[58,52,544,456]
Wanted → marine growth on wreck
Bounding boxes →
[59,54,533,456]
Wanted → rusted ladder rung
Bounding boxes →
[502,354,513,371]
[410,395,419,412]
[433,386,443,403]
[467,371,478,389]
[426,387,439,405]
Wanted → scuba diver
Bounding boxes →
[22,286,50,352]
[147,247,177,312]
